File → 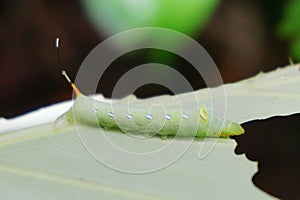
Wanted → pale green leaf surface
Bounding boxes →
[0,125,273,200]
[1,64,299,199]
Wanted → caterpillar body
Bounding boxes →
[55,38,244,138]
[57,83,244,138]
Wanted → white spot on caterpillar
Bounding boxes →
[164,114,172,120]
[93,108,98,113]
[108,112,114,118]
[182,114,189,119]
[126,113,133,119]
[145,114,153,120]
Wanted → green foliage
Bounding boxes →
[81,0,220,36]
[278,0,300,60]
[80,0,221,72]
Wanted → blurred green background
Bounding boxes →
[1,1,300,198]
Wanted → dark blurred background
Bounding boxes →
[1,0,299,199]
[0,0,292,118]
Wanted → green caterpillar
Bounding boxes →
[55,38,244,138]
[56,75,244,138]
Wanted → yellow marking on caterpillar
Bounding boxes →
[199,106,208,121]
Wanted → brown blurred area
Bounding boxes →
[201,0,288,81]
[0,0,100,117]
[1,0,298,199]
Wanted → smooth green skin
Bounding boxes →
[59,95,244,138]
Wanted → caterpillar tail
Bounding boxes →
[53,75,81,131]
